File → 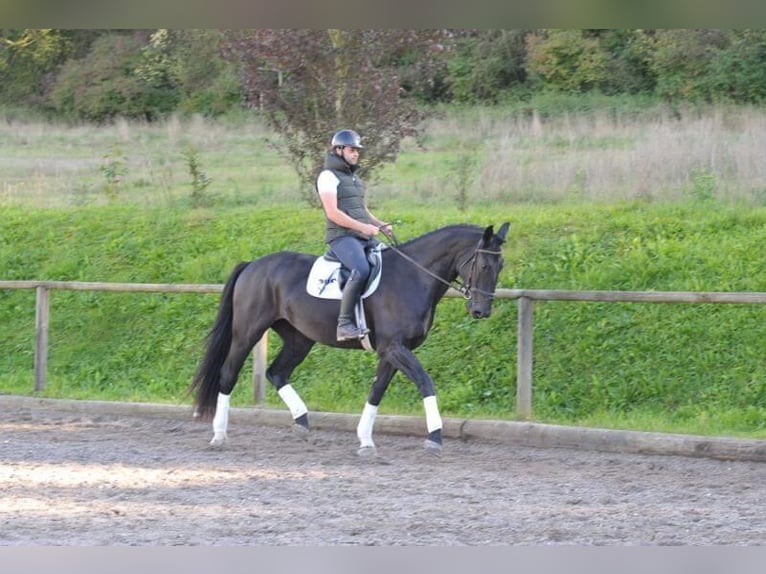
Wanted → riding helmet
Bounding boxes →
[331,129,363,149]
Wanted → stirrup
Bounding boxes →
[337,322,367,341]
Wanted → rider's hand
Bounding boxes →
[364,223,380,237]
[379,223,393,238]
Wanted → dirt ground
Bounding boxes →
[2,403,765,546]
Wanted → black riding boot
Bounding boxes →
[337,272,369,341]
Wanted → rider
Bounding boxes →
[316,129,392,341]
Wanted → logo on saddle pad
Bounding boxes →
[306,244,384,300]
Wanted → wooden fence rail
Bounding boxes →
[3,280,766,418]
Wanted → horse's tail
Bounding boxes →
[189,261,250,420]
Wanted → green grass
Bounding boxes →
[3,101,766,439]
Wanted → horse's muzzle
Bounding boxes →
[467,300,492,319]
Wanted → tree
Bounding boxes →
[525,29,610,93]
[49,31,179,122]
[137,29,241,116]
[223,29,451,203]
[649,29,729,103]
[708,30,766,104]
[594,29,656,95]
[446,29,529,103]
[0,29,102,108]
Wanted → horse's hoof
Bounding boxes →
[209,433,227,447]
[357,445,378,458]
[423,439,443,456]
[291,423,311,441]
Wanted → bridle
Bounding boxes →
[383,230,503,300]
[457,247,504,300]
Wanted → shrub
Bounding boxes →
[49,32,179,122]
[525,30,610,93]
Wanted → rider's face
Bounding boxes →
[340,146,360,165]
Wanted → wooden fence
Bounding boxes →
[3,279,766,419]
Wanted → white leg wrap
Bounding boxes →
[277,384,308,419]
[423,395,442,433]
[356,402,379,448]
[212,393,230,443]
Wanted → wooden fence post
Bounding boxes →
[516,296,534,419]
[34,285,50,393]
[252,332,268,405]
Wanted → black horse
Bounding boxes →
[190,222,509,455]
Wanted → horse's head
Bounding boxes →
[461,222,509,319]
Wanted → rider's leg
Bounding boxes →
[337,269,369,340]
[328,236,371,341]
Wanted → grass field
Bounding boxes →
[3,101,766,209]
[3,100,766,439]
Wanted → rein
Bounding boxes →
[381,227,501,300]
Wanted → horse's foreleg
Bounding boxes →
[356,361,397,454]
[379,342,443,455]
[277,383,309,428]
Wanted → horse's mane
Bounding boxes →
[397,224,483,249]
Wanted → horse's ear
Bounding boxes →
[482,225,494,244]
[497,222,510,241]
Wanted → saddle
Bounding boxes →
[306,243,385,300]
[305,244,385,352]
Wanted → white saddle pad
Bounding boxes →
[306,246,383,300]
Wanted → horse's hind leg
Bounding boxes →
[268,321,316,435]
[208,334,259,446]
[356,360,397,456]
[209,310,273,446]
